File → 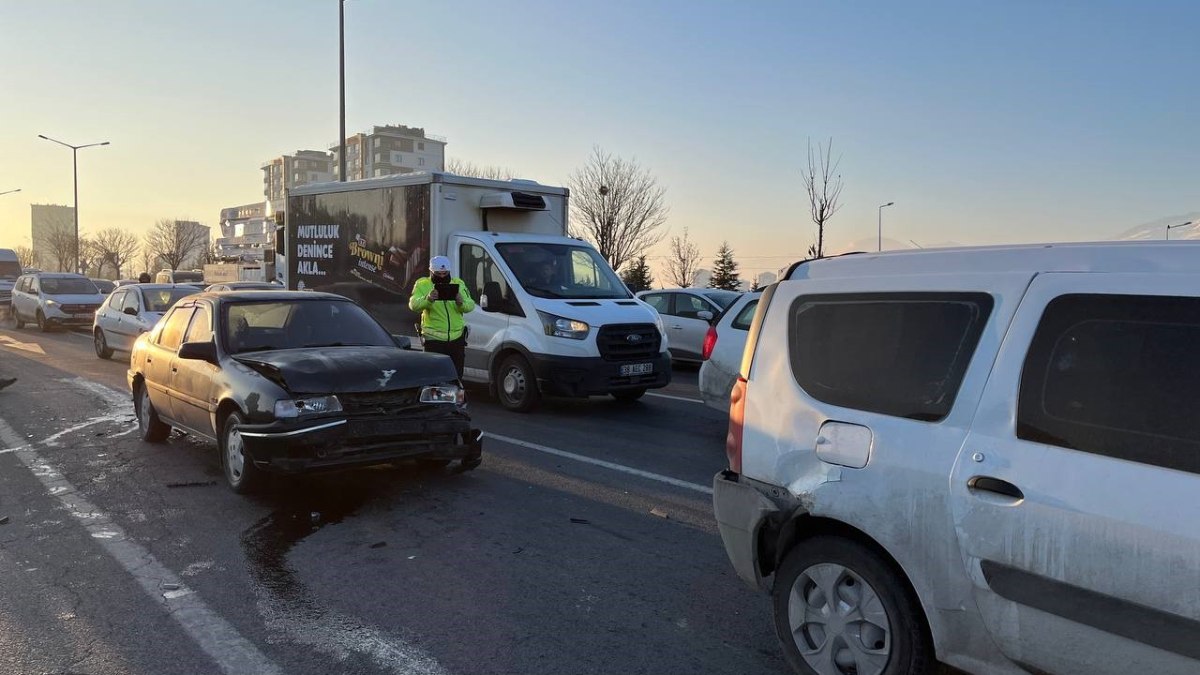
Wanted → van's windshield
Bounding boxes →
[0,260,21,281]
[496,243,631,300]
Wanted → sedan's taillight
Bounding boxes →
[701,326,718,361]
[726,376,747,474]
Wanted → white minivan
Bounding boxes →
[714,242,1200,675]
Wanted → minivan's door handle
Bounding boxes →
[968,476,1024,500]
[671,325,683,330]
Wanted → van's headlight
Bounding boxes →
[275,396,342,418]
[45,299,58,307]
[538,311,589,340]
[420,385,465,405]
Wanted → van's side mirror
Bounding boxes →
[178,340,218,364]
[392,335,412,350]
[698,310,714,322]
[481,281,504,313]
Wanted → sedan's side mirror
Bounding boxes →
[178,340,218,364]
[123,306,138,316]
[698,310,714,322]
[392,335,413,350]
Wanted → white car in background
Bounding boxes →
[636,288,742,363]
[11,273,105,332]
[92,283,200,359]
[698,290,762,412]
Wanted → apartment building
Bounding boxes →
[331,124,446,181]
[262,150,335,211]
[216,202,271,262]
[30,203,76,272]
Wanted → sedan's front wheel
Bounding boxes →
[94,328,114,359]
[220,411,264,494]
[135,382,170,443]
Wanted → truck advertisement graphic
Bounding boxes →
[288,184,430,335]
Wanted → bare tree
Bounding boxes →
[93,228,140,279]
[42,227,79,273]
[446,158,517,181]
[14,246,37,269]
[801,138,844,259]
[140,245,158,277]
[78,237,105,277]
[568,147,669,273]
[145,219,208,271]
[664,227,702,288]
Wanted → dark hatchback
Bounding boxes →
[127,291,482,493]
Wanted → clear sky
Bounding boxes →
[2,0,1197,280]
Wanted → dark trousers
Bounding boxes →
[424,336,466,379]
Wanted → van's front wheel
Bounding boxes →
[772,536,933,675]
[496,354,540,413]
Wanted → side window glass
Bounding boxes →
[157,307,193,351]
[1018,293,1200,474]
[183,306,212,344]
[29,278,39,294]
[642,293,669,314]
[789,292,994,422]
[731,300,759,330]
[122,290,141,313]
[460,243,506,306]
[676,294,709,319]
[107,290,126,311]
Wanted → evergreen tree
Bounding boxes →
[750,277,762,292]
[620,255,655,292]
[708,242,740,291]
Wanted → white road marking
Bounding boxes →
[0,415,281,675]
[646,391,704,404]
[483,432,714,495]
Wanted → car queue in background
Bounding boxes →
[93,283,202,359]
[636,288,741,363]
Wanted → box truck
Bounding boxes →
[273,172,671,411]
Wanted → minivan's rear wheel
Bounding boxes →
[94,328,113,359]
[36,310,50,333]
[496,354,540,413]
[220,411,263,494]
[773,536,933,675]
[135,383,171,443]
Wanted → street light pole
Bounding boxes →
[339,0,347,182]
[0,188,20,197]
[38,135,109,273]
[878,201,895,252]
[1166,220,1192,241]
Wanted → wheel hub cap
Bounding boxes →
[227,428,244,478]
[789,563,892,675]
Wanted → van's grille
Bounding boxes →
[596,323,660,361]
[61,304,100,314]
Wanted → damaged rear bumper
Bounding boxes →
[237,412,482,473]
[713,470,783,591]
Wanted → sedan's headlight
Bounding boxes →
[538,311,589,340]
[45,299,58,307]
[420,385,465,405]
[274,395,342,418]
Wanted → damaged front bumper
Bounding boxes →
[237,409,482,473]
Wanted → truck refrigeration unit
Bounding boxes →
[273,172,671,412]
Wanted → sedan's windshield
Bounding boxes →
[223,299,393,354]
[143,288,200,313]
[496,243,630,300]
[41,277,98,295]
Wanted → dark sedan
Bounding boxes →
[127,291,482,493]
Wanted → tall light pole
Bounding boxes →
[0,188,20,197]
[338,0,347,182]
[38,134,110,273]
[1166,220,1192,241]
[878,201,895,252]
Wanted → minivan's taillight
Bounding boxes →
[701,326,718,361]
[726,376,747,473]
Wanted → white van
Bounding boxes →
[714,241,1200,675]
[0,248,21,313]
[155,269,205,286]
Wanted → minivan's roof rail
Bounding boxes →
[782,251,868,280]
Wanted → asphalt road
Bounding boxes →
[0,323,786,675]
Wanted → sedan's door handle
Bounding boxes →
[968,476,1024,500]
[671,325,683,330]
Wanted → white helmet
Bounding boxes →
[429,256,451,273]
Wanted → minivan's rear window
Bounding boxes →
[788,292,993,422]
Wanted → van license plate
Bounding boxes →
[620,363,653,376]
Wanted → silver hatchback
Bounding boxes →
[93,284,200,359]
